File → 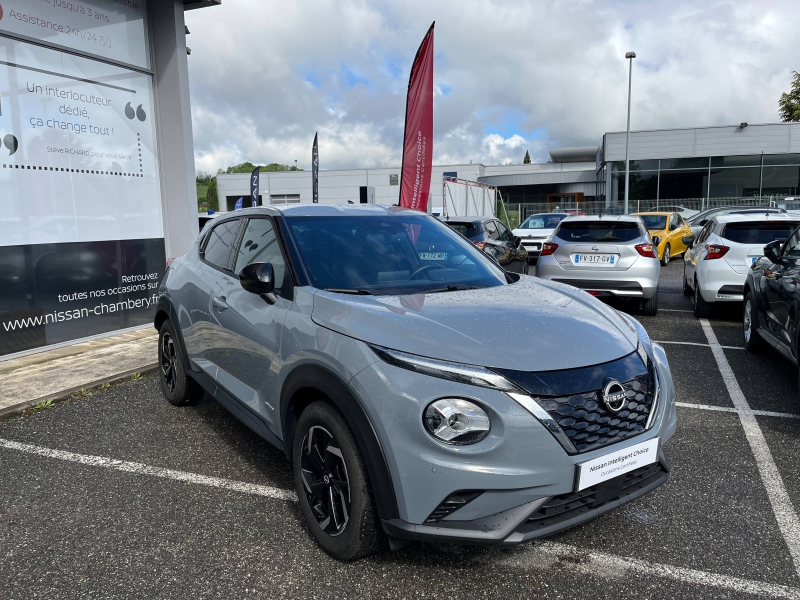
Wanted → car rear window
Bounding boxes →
[446,222,479,239]
[519,214,567,230]
[721,221,800,244]
[640,215,667,230]
[556,221,642,242]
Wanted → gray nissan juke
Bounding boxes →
[154,204,677,560]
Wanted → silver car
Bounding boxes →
[512,212,569,262]
[155,205,676,560]
[536,215,661,315]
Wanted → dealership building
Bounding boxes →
[0,0,217,358]
[218,122,800,215]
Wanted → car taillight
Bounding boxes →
[473,241,486,251]
[635,243,657,258]
[704,244,730,260]
[166,258,175,268]
[541,242,558,256]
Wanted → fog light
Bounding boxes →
[423,399,490,445]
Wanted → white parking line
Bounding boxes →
[659,309,694,313]
[655,340,744,350]
[2,436,799,596]
[676,402,800,419]
[0,437,296,502]
[500,542,800,599]
[701,319,800,577]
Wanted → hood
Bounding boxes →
[311,277,638,372]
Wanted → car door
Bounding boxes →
[481,220,509,268]
[676,214,692,255]
[182,217,243,380]
[686,221,714,286]
[666,214,683,255]
[210,216,293,430]
[764,229,800,347]
[495,220,525,272]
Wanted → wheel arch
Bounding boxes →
[153,296,193,375]
[280,364,399,521]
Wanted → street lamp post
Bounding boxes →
[624,51,636,215]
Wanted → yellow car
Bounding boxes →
[633,211,693,266]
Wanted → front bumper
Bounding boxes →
[383,451,669,545]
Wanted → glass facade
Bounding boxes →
[607,154,800,208]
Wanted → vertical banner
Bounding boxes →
[399,22,435,212]
[312,132,319,203]
[251,166,260,207]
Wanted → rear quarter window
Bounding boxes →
[556,221,642,243]
[447,222,479,239]
[721,222,800,245]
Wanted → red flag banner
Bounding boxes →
[399,22,435,212]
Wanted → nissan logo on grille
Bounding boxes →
[602,380,627,413]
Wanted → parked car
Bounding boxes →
[686,206,786,238]
[633,211,693,266]
[442,216,529,274]
[656,205,699,219]
[683,214,800,318]
[512,213,568,263]
[743,225,800,383]
[535,215,661,315]
[155,204,676,560]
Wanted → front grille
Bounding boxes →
[521,463,664,533]
[534,370,655,454]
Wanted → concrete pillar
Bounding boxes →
[151,0,199,259]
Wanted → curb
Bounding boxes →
[0,363,158,422]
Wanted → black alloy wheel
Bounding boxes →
[158,319,202,406]
[743,292,768,353]
[300,425,351,536]
[293,401,383,560]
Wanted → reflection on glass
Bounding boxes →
[659,170,708,199]
[761,167,800,198]
[612,171,658,202]
[660,157,709,170]
[709,167,761,198]
[710,155,762,168]
[764,154,800,166]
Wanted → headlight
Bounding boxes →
[423,398,490,445]
[370,345,520,392]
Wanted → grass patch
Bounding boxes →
[34,398,54,410]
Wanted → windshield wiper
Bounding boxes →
[323,288,374,295]
[424,285,486,294]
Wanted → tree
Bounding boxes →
[223,162,304,174]
[205,176,219,211]
[523,150,531,164]
[779,71,800,122]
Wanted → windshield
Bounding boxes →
[286,214,508,295]
[721,221,800,244]
[519,214,567,230]
[640,215,667,230]
[555,221,642,242]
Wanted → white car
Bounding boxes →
[658,205,699,220]
[512,213,568,262]
[683,214,800,317]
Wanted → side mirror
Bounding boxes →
[513,236,522,246]
[669,223,678,231]
[699,219,708,226]
[763,240,782,262]
[240,262,276,299]
[682,236,694,248]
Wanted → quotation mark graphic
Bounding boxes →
[4,134,18,155]
[124,102,147,122]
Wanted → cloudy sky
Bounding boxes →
[185,0,800,174]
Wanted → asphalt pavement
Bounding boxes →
[3,261,800,599]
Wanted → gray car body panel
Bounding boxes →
[160,205,677,543]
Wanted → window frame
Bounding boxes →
[231,215,295,298]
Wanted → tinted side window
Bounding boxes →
[782,228,800,262]
[496,221,514,242]
[696,222,713,244]
[483,221,500,241]
[234,218,290,295]
[203,219,241,270]
[447,222,479,239]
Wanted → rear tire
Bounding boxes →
[693,277,712,318]
[158,320,203,406]
[743,292,768,353]
[660,243,671,266]
[293,401,383,561]
[641,293,659,316]
[683,262,692,296]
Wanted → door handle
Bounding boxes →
[212,296,229,310]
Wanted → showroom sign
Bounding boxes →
[0,0,149,69]
[0,9,164,357]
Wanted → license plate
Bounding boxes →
[573,253,616,266]
[576,437,659,491]
[419,252,449,260]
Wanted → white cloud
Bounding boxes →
[185,0,800,173]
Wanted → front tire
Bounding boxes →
[158,320,203,406]
[693,277,712,318]
[743,292,768,353]
[660,243,671,266]
[293,401,383,561]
